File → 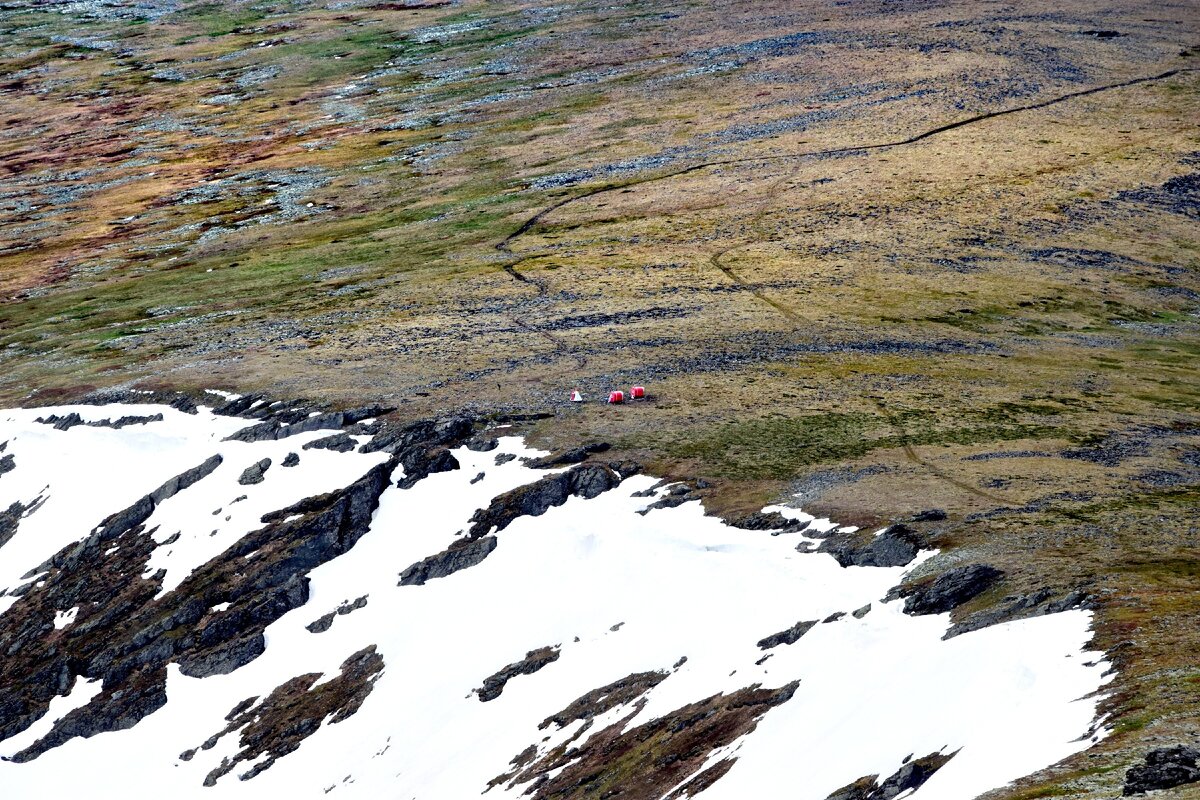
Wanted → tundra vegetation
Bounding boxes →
[0,0,1197,796]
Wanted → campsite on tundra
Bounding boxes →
[0,0,1198,798]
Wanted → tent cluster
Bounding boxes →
[570,386,646,404]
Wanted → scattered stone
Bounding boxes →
[281,452,300,467]
[852,603,872,619]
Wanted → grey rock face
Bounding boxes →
[303,433,356,453]
[902,564,1004,616]
[281,452,300,467]
[468,464,622,537]
[729,510,810,534]
[823,750,955,800]
[238,459,272,485]
[820,524,922,568]
[526,443,611,469]
[399,536,498,586]
[396,446,460,490]
[1124,745,1200,795]
[477,646,560,702]
[756,619,818,650]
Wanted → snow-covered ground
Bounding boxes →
[0,404,1112,799]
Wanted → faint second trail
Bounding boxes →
[496,66,1198,278]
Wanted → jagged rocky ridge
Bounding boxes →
[0,400,1114,799]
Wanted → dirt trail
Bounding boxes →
[489,67,1199,499]
[497,67,1196,270]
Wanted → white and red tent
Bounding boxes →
[570,389,584,402]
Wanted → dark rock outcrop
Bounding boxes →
[526,443,611,469]
[494,678,799,799]
[757,619,818,650]
[237,458,272,485]
[729,510,810,534]
[196,646,384,786]
[820,524,922,568]
[281,452,300,467]
[224,405,388,443]
[302,432,355,453]
[478,646,560,702]
[306,595,368,634]
[35,413,164,431]
[824,750,956,800]
[0,454,395,759]
[0,452,14,477]
[900,564,1004,616]
[396,445,460,489]
[399,536,497,586]
[1124,745,1200,795]
[946,587,1090,638]
[468,464,622,537]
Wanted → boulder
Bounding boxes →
[1124,745,1200,795]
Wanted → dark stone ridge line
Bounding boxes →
[477,646,561,702]
[34,412,164,431]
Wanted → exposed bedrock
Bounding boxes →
[823,750,957,800]
[196,645,385,786]
[223,404,391,443]
[399,535,497,586]
[496,676,800,799]
[526,442,611,469]
[1123,745,1200,795]
[0,451,397,760]
[467,463,624,537]
[757,619,818,650]
[237,458,272,485]
[477,646,561,702]
[894,564,1005,616]
[819,523,923,568]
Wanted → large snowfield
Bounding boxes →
[0,403,1111,799]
